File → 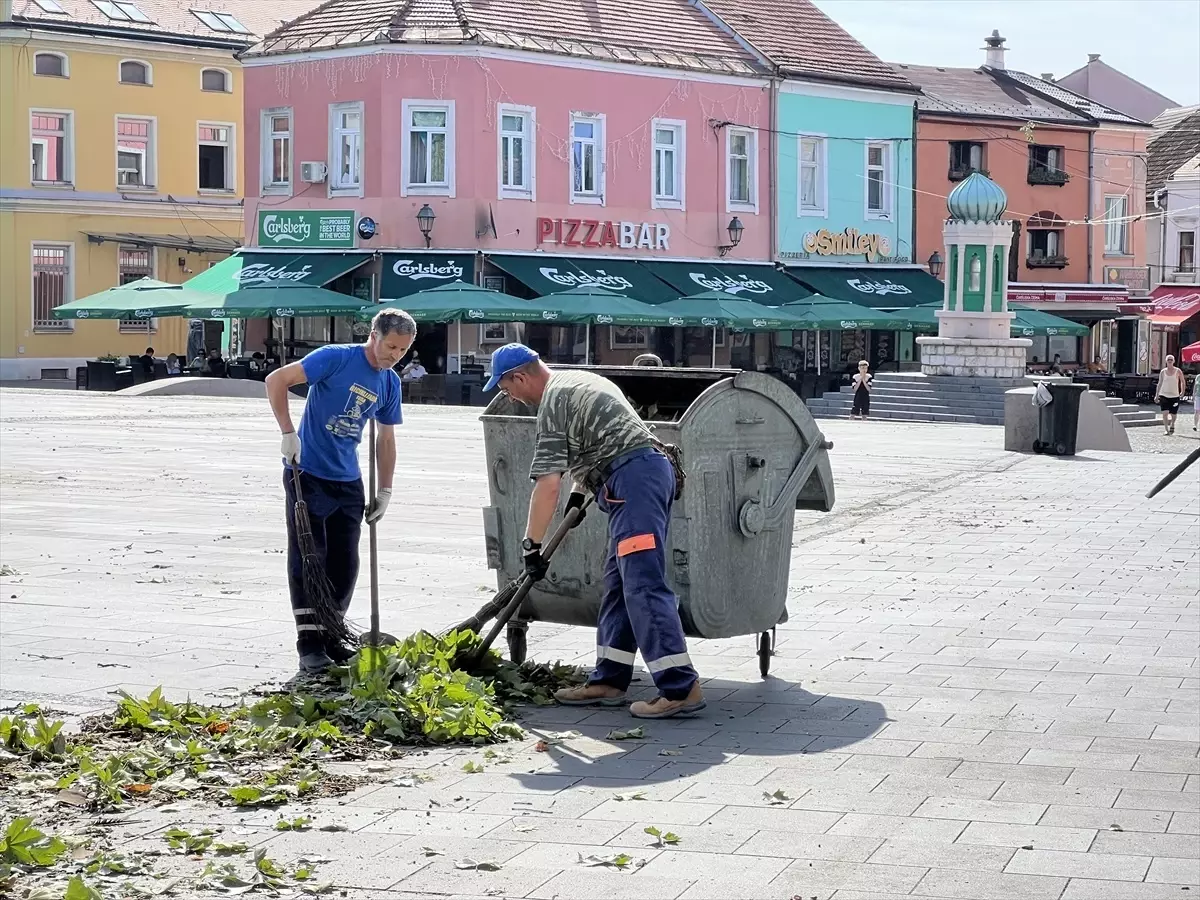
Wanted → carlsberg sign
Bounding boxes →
[257,210,355,248]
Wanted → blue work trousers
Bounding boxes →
[590,449,698,701]
[283,468,364,655]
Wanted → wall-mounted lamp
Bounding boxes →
[718,216,744,258]
[927,250,944,279]
[416,204,436,249]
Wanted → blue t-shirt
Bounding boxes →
[294,344,402,482]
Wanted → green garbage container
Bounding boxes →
[1033,382,1088,455]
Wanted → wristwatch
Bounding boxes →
[521,538,541,553]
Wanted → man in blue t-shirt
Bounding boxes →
[265,308,416,673]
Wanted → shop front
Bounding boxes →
[1126,285,1200,369]
[1006,282,1134,372]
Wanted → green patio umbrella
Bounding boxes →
[782,297,906,332]
[657,291,806,366]
[536,284,674,363]
[51,277,191,321]
[178,285,370,319]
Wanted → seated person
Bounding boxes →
[138,347,155,374]
[1085,356,1107,374]
[401,353,427,382]
[204,348,226,377]
[165,353,181,375]
[248,351,266,373]
[1049,354,1064,374]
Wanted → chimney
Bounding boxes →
[983,29,1007,70]
[1088,53,1101,63]
[1041,73,1054,82]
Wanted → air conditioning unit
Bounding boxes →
[299,161,327,183]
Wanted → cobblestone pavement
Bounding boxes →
[1,389,1197,900]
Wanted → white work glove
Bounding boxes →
[281,431,301,465]
[365,488,391,525]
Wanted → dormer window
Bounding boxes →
[119,60,151,85]
[192,10,251,33]
[93,1,152,23]
[34,52,68,77]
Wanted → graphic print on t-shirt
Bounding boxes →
[327,383,378,439]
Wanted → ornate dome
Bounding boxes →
[946,171,1008,222]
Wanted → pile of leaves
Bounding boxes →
[0,629,584,897]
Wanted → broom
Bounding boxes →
[289,462,358,658]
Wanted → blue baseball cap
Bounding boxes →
[484,343,540,392]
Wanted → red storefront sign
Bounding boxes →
[1137,285,1200,327]
[1007,285,1129,304]
[536,216,670,251]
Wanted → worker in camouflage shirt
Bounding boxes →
[484,343,704,719]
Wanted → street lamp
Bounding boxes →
[927,250,944,279]
[416,204,436,248]
[718,216,744,257]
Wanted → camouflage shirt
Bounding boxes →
[529,370,654,482]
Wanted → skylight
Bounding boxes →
[32,0,70,13]
[92,1,153,23]
[192,10,252,34]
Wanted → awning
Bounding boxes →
[181,286,371,319]
[488,254,678,305]
[381,253,477,299]
[1007,283,1129,308]
[184,252,369,293]
[83,232,240,254]
[640,261,809,304]
[362,281,550,323]
[786,266,943,309]
[1142,285,1200,327]
[52,277,190,320]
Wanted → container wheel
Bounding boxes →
[1055,442,1068,455]
[1032,440,1043,453]
[506,623,528,665]
[758,630,772,678]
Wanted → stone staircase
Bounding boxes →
[804,372,1161,428]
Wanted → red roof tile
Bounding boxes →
[699,0,914,91]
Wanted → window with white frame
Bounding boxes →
[198,123,232,191]
[191,10,251,33]
[1179,232,1196,273]
[201,68,230,92]
[119,59,151,85]
[33,0,69,12]
[404,101,454,194]
[798,135,826,215]
[32,244,71,330]
[499,105,532,198]
[95,1,152,22]
[1104,195,1128,254]
[727,127,755,209]
[481,323,507,343]
[118,246,154,331]
[652,119,684,209]
[571,113,603,203]
[34,52,67,77]
[329,102,362,194]
[610,325,647,349]
[866,141,891,218]
[31,112,70,184]
[262,109,291,193]
[116,116,153,188]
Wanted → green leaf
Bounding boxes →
[227,786,264,806]
[605,727,645,741]
[461,761,484,774]
[274,816,312,832]
[0,817,67,867]
[763,789,790,805]
[65,875,103,900]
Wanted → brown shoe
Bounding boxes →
[553,684,626,707]
[629,682,706,719]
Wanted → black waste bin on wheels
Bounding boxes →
[1033,382,1088,456]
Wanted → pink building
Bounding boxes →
[237,0,803,369]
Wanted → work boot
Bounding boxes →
[553,684,627,707]
[297,639,333,675]
[324,639,357,666]
[629,681,706,719]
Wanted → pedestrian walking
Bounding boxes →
[484,343,705,719]
[265,308,415,673]
[1154,354,1186,435]
[851,359,873,420]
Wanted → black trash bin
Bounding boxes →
[1033,382,1088,455]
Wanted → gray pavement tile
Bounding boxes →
[866,839,1016,871]
[734,832,881,862]
[1091,830,1200,858]
[873,774,1002,800]
[1061,878,1200,899]
[360,809,514,837]
[1020,749,1140,771]
[950,761,1072,785]
[501,839,662,871]
[771,858,930,895]
[909,741,1029,764]
[792,789,925,817]
[705,805,844,835]
[467,788,607,820]
[993,782,1120,808]
[828,813,966,843]
[799,736,920,756]
[392,858,560,897]
[979,731,1096,752]
[637,849,791,883]
[569,778,694,803]
[955,822,1096,852]
[1040,805,1172,832]
[1116,790,1200,812]
[1004,847,1151,880]
[1064,770,1188,793]
[1147,856,1200,884]
[911,869,1069,899]
[1169,811,1200,834]
[582,799,723,825]
[486,817,628,846]
[646,761,777,785]
[1135,755,1200,776]
[914,797,1047,825]
[527,868,696,899]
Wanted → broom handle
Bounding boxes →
[368,416,380,647]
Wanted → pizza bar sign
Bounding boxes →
[537,217,670,251]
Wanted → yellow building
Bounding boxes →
[0,0,310,380]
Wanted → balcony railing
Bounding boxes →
[1028,166,1070,186]
[948,166,989,182]
[1027,254,1069,269]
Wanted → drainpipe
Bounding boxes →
[768,76,779,263]
[1086,129,1095,283]
[911,100,919,262]
[1155,189,1167,285]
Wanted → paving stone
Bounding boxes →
[705,804,843,835]
[582,798,722,826]
[829,813,967,843]
[734,831,881,862]
[360,809,514,838]
[914,797,1047,825]
[1020,749,1139,771]
[1063,770,1188,793]
[392,858,560,897]
[1039,805,1172,832]
[1004,847,1151,880]
[911,869,1069,899]
[1169,811,1200,834]
[993,782,1119,808]
[1061,878,1200,899]
[956,822,1096,852]
[637,849,791,883]
[950,761,1072,784]
[605,822,751,855]
[1148,856,1200,885]
[792,788,926,817]
[528,868,695,899]
[1091,830,1200,858]
[1116,790,1200,813]
[771,858,930,895]
[866,839,1015,872]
